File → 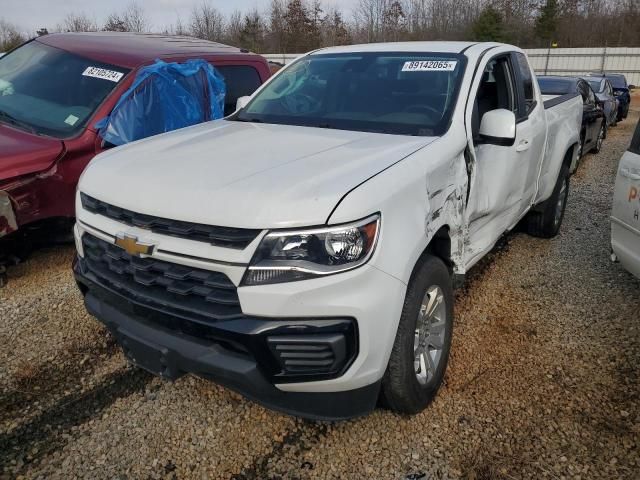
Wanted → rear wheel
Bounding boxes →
[591,122,605,153]
[526,164,570,238]
[381,255,453,414]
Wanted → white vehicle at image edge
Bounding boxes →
[611,119,640,278]
[73,42,582,420]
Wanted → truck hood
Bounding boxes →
[0,124,64,182]
[80,120,437,228]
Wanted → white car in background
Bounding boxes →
[612,119,640,278]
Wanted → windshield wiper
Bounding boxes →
[0,110,39,135]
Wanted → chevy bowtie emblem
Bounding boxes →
[115,233,155,257]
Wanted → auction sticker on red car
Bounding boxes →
[82,66,124,82]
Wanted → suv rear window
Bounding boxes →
[215,65,262,116]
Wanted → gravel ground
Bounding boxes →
[1,98,639,480]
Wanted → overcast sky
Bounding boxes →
[3,0,359,34]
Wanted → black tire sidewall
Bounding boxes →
[382,255,454,413]
[546,165,570,236]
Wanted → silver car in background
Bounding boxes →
[583,75,619,127]
[612,119,640,278]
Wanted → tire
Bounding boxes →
[381,255,454,414]
[526,164,570,238]
[576,132,585,162]
[590,122,605,153]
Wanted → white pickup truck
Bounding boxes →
[73,42,582,420]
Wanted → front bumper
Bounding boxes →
[74,256,381,420]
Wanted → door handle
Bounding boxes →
[621,168,640,181]
[516,140,530,152]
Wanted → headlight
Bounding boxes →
[242,214,380,286]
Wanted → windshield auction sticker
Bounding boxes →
[402,60,457,72]
[82,67,124,83]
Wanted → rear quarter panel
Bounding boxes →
[535,95,581,203]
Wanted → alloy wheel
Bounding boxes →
[414,285,447,386]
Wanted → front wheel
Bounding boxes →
[381,255,454,414]
[526,164,570,238]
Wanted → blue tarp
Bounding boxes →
[96,59,226,146]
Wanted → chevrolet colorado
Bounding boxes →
[73,42,582,420]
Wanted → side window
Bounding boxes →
[471,55,517,140]
[214,65,262,116]
[514,52,536,116]
[630,121,640,155]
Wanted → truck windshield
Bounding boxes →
[234,52,466,136]
[0,41,129,138]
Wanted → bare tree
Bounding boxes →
[59,13,98,32]
[163,15,189,36]
[267,0,287,52]
[190,2,225,41]
[226,10,243,45]
[104,2,149,33]
[321,6,351,46]
[382,1,406,41]
[122,1,148,33]
[353,0,388,43]
[240,9,266,52]
[0,19,25,51]
[7,0,637,53]
[103,13,127,32]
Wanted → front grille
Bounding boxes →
[80,193,260,249]
[81,233,242,321]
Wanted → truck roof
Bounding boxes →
[312,41,481,55]
[36,32,259,69]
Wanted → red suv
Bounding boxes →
[0,32,270,243]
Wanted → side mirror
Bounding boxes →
[629,84,636,90]
[235,96,251,111]
[479,109,516,146]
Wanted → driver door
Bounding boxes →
[464,51,532,268]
